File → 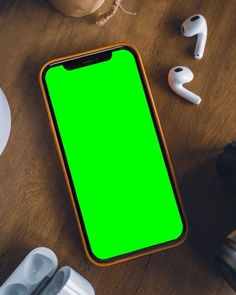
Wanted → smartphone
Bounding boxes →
[39,44,187,266]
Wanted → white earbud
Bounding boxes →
[0,88,11,155]
[181,14,207,60]
[168,66,201,105]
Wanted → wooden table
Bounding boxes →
[0,0,236,294]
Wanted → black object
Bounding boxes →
[216,141,236,193]
[215,231,236,291]
[215,142,236,290]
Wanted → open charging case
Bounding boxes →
[0,247,58,295]
[0,247,95,295]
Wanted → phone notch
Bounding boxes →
[63,50,112,70]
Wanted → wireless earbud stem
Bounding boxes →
[173,85,201,105]
[194,33,207,59]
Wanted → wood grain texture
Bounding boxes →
[0,0,236,294]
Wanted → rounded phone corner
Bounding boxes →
[84,246,111,268]
[115,43,140,55]
[172,215,188,247]
[82,242,127,267]
[39,62,51,86]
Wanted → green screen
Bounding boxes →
[45,48,184,261]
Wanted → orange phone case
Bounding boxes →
[39,44,188,267]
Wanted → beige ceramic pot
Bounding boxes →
[48,0,105,17]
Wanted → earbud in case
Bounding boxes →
[40,266,95,295]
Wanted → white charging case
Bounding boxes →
[0,247,58,295]
[40,266,95,295]
[0,88,11,155]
